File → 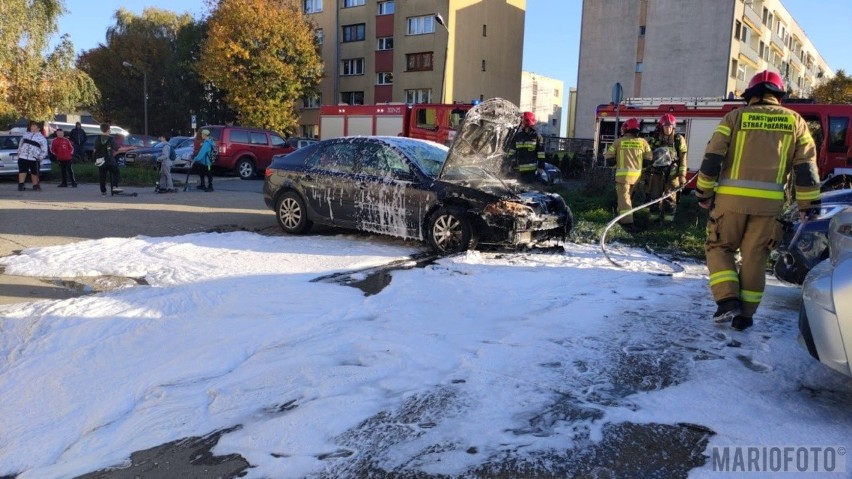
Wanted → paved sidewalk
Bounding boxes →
[0,178,276,305]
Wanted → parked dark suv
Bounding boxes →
[200,125,295,179]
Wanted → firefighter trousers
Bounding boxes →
[705,209,783,318]
[615,182,637,225]
[647,170,678,221]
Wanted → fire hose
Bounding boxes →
[599,174,698,275]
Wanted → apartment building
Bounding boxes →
[299,0,526,139]
[575,0,833,138]
[520,71,563,137]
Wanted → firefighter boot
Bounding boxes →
[731,315,753,331]
[712,298,742,323]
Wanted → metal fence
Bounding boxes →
[542,137,596,179]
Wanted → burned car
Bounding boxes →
[772,188,852,285]
[262,99,572,253]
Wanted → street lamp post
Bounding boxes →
[435,13,449,104]
[122,61,148,136]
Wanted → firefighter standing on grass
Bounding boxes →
[603,118,652,231]
[648,114,687,222]
[696,70,820,331]
[507,111,545,183]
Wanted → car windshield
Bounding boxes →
[382,137,448,177]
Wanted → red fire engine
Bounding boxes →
[319,103,473,146]
[594,98,852,190]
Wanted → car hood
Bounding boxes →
[439,98,520,184]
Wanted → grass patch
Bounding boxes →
[554,180,707,260]
[46,162,166,187]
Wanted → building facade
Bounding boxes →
[299,0,526,139]
[520,71,563,137]
[575,0,833,138]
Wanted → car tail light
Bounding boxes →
[265,168,275,178]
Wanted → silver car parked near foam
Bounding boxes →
[799,205,852,377]
[0,134,53,178]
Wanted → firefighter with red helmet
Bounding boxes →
[603,118,652,230]
[697,70,820,331]
[647,113,687,222]
[507,111,545,182]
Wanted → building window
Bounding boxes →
[407,15,435,35]
[343,0,365,7]
[405,88,432,104]
[341,91,364,105]
[377,37,393,50]
[730,59,738,78]
[304,0,322,13]
[303,95,321,108]
[377,72,393,85]
[734,20,741,40]
[341,58,365,76]
[377,1,394,15]
[737,63,746,81]
[406,52,433,71]
[639,25,646,36]
[635,62,643,73]
[483,25,487,37]
[759,41,765,59]
[554,88,559,96]
[740,24,751,44]
[315,28,324,45]
[481,60,486,71]
[342,24,365,42]
[551,119,557,126]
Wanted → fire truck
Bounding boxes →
[319,103,473,146]
[593,98,852,190]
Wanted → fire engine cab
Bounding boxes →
[594,97,852,190]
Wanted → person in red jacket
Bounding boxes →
[50,129,77,187]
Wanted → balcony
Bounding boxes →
[770,31,786,52]
[742,6,763,32]
[738,42,761,68]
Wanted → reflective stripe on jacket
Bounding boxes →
[697,96,819,215]
[508,127,545,171]
[604,134,652,184]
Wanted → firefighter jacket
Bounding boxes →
[603,133,652,185]
[508,127,545,172]
[650,132,687,177]
[696,95,820,215]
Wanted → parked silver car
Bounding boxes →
[0,134,53,178]
[799,205,852,377]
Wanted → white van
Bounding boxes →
[47,121,129,137]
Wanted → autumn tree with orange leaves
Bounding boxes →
[198,0,322,134]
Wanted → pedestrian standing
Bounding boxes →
[69,121,88,164]
[192,129,215,192]
[696,70,820,331]
[156,135,176,192]
[603,118,652,231]
[50,129,77,187]
[16,120,48,191]
[92,123,120,196]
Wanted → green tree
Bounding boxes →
[811,70,852,104]
[0,0,98,127]
[198,0,322,134]
[78,7,202,136]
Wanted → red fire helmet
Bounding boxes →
[621,117,640,134]
[522,111,536,127]
[743,70,785,98]
[659,114,676,127]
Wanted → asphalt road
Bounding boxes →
[0,175,277,305]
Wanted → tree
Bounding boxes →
[0,0,98,127]
[811,70,852,104]
[78,7,201,135]
[198,0,322,134]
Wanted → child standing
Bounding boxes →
[156,135,176,193]
[50,129,77,187]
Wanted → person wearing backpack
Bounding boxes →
[192,129,216,192]
[647,114,687,223]
[155,135,176,193]
[50,129,77,187]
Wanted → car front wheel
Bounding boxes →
[276,191,313,234]
[428,206,476,254]
[237,157,256,180]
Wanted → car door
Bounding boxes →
[355,141,435,239]
[301,140,360,227]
